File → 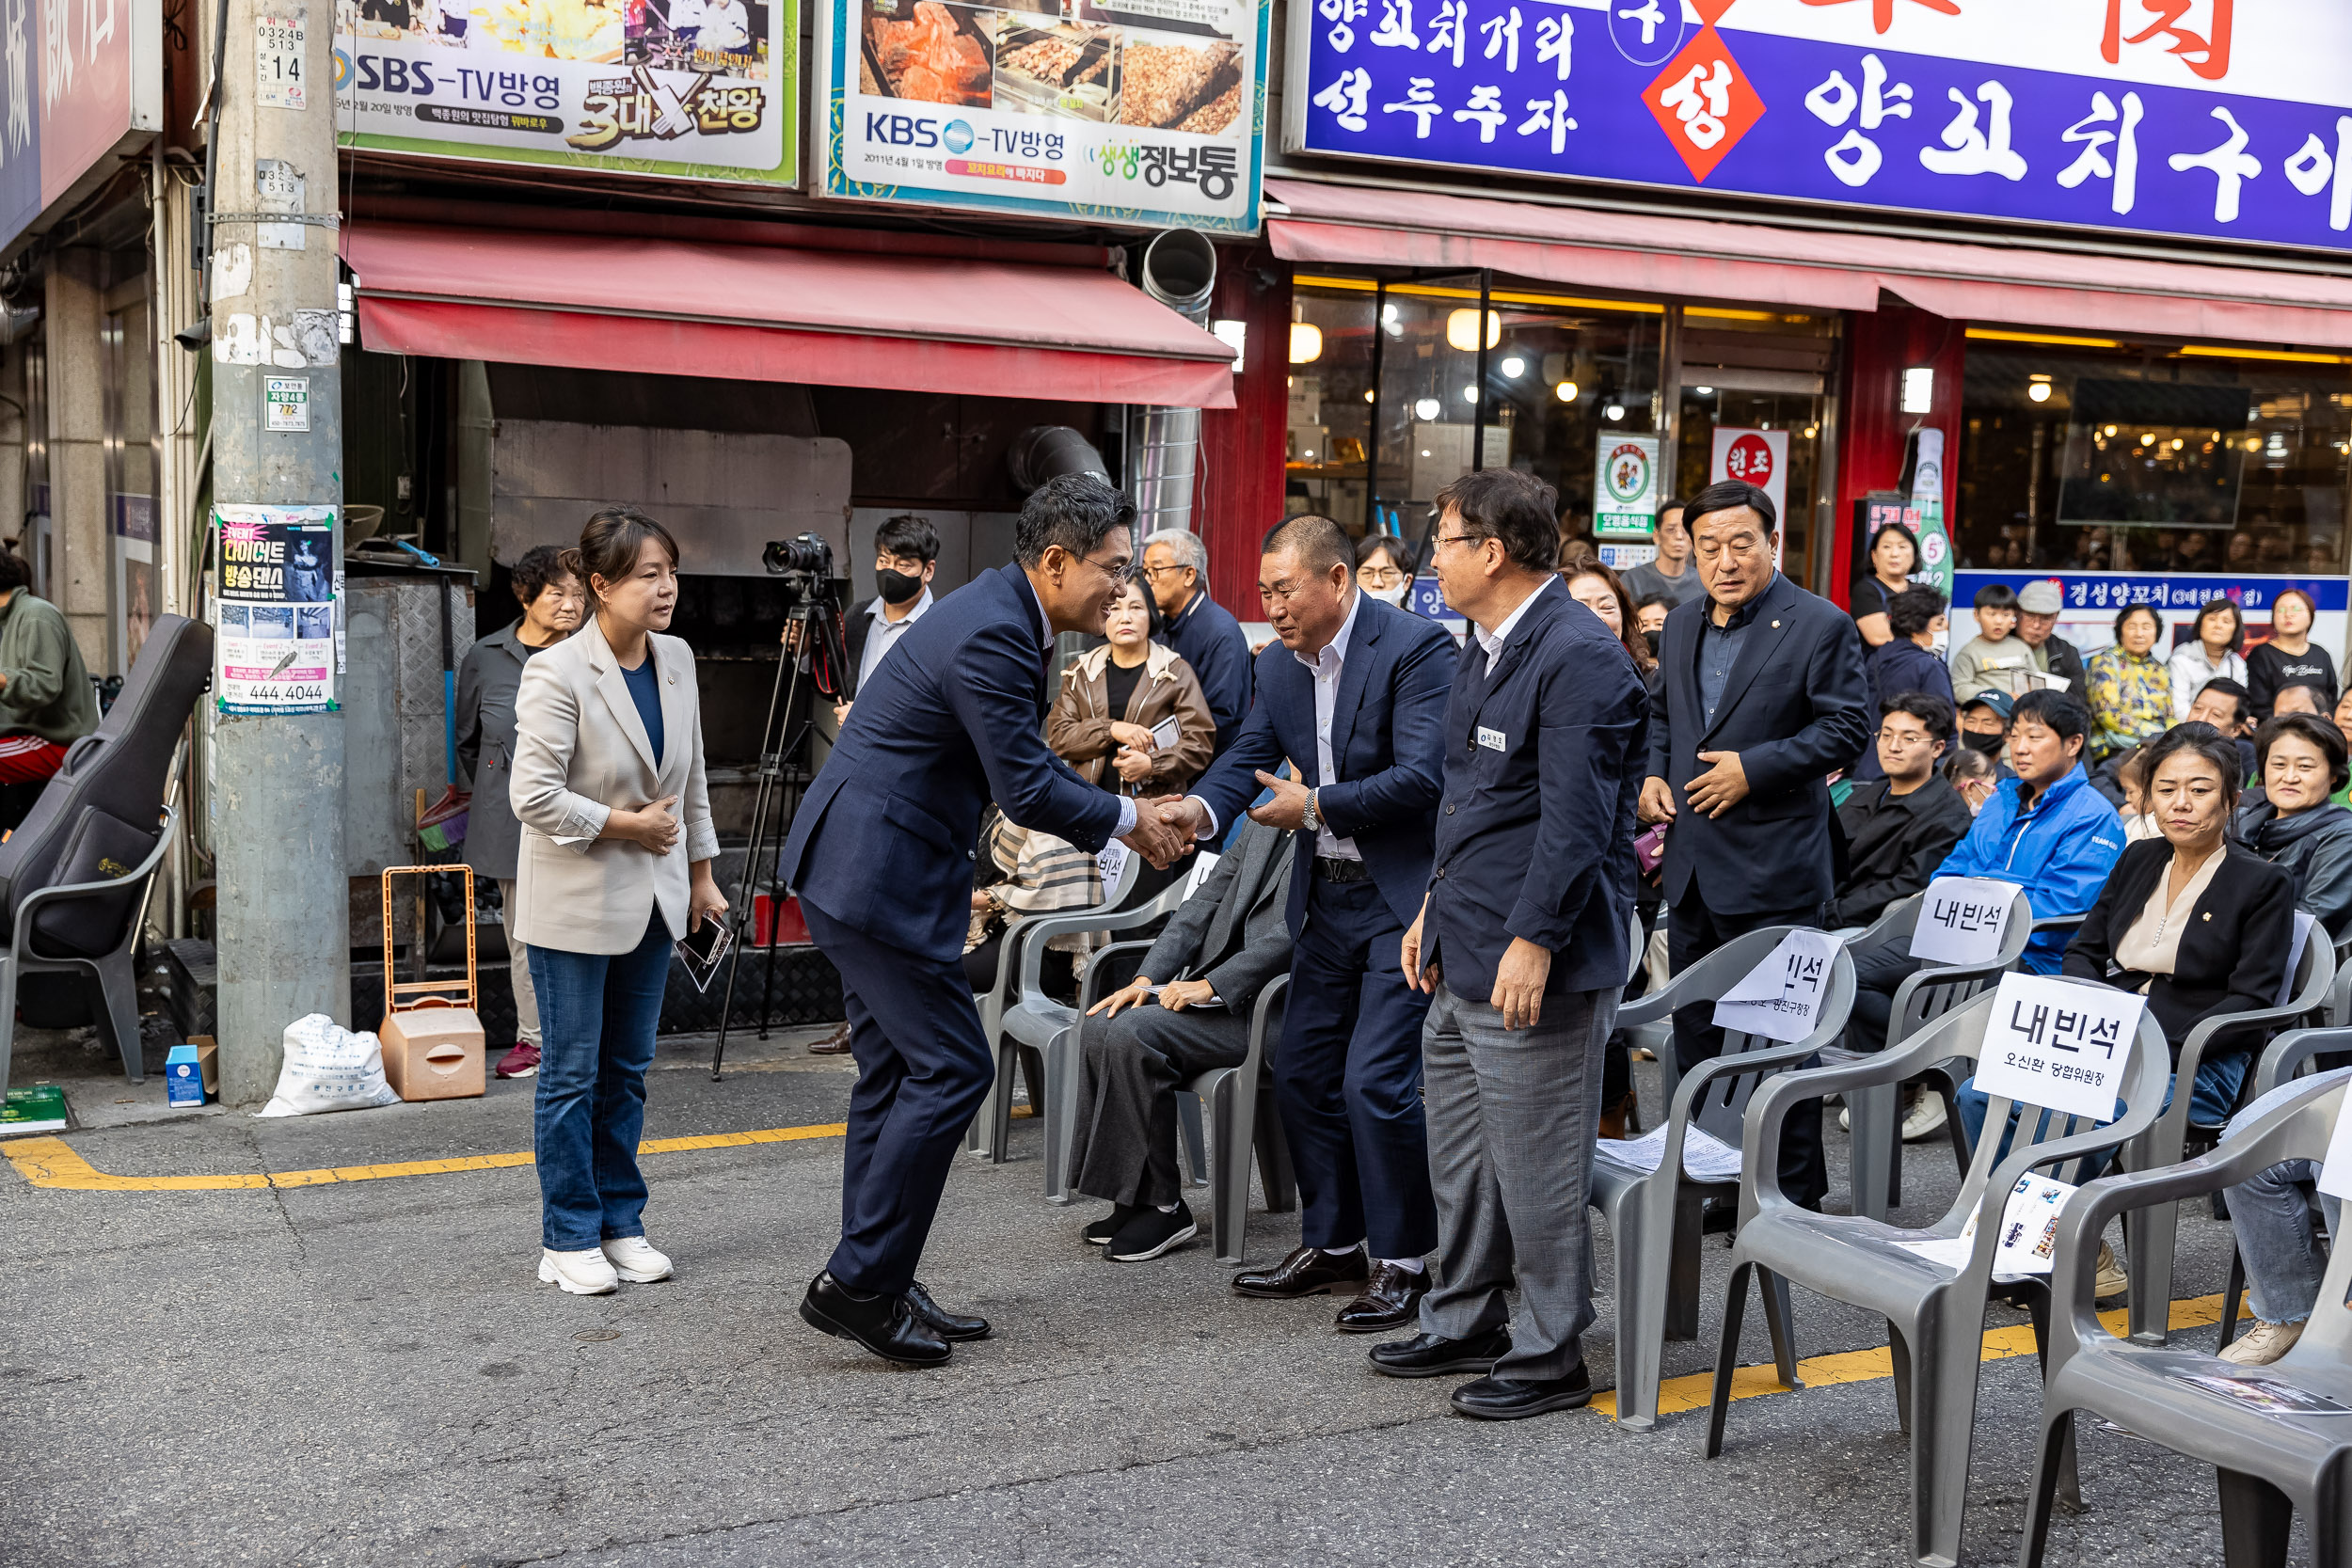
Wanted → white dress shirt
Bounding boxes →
[857,584,933,692]
[1301,592,1365,861]
[1472,574,1553,675]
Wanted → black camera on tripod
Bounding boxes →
[762,531,835,591]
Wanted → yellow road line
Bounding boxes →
[1590,1291,2240,1420]
[0,1121,848,1193]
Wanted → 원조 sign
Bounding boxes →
[1286,0,2352,254]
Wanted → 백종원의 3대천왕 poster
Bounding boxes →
[215,506,340,716]
[334,0,797,184]
[822,0,1268,230]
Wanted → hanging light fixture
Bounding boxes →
[1555,380,1578,403]
[1288,320,1324,364]
[1444,308,1500,352]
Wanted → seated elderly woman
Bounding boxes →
[1953,721,2296,1296]
[2233,713,2352,942]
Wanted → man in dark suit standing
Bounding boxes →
[1639,480,1871,1212]
[781,475,1191,1366]
[1160,514,1454,1333]
[1068,817,1298,1261]
[1376,468,1645,1419]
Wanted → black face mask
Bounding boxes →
[1642,629,1662,659]
[1962,730,2006,756]
[876,568,924,606]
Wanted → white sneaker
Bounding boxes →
[2218,1319,2305,1367]
[538,1246,618,1295]
[602,1235,674,1283]
[1837,1104,1851,1132]
[1900,1088,1948,1142]
[2094,1240,2128,1302]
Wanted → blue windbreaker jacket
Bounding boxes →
[1932,763,2127,974]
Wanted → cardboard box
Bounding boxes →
[189,1036,217,1097]
[379,1007,485,1101]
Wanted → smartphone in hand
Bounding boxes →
[675,916,732,992]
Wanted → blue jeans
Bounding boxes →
[530,911,673,1251]
[1954,1050,2250,1180]
[2227,1158,2338,1324]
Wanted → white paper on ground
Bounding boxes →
[1911,877,2021,967]
[1972,972,2143,1122]
[1711,928,1843,1043]
[1593,1123,1744,1183]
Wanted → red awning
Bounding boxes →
[341,222,1237,408]
[1265,178,2352,349]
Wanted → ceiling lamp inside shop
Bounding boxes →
[1289,321,1324,364]
[1555,381,1578,403]
[1500,356,1525,377]
[1445,309,1501,352]
[1414,397,1442,420]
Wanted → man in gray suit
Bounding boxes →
[1069,820,1298,1261]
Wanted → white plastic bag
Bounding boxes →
[254,1013,404,1117]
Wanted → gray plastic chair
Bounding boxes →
[1704,980,2171,1568]
[1825,887,2035,1223]
[1597,926,1857,1431]
[2329,943,2352,1029]
[2118,916,2334,1345]
[965,847,1144,1162]
[0,802,177,1096]
[2022,1068,2352,1568]
[2214,1023,2352,1351]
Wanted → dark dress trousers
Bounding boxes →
[782,562,1123,1294]
[1164,587,1256,758]
[1069,820,1297,1209]
[1188,592,1454,1260]
[1418,581,1647,1381]
[2062,839,2296,1052]
[1648,572,1872,1210]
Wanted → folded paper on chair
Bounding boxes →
[1891,1172,2078,1282]
[1910,877,2018,968]
[1592,1123,1743,1184]
[1709,928,1842,1044]
[2178,1375,2352,1418]
[1972,973,2142,1122]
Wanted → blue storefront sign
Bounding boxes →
[1284,0,2352,255]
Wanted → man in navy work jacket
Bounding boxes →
[1159,513,1454,1333]
[1377,468,1645,1420]
[781,474,1193,1367]
[1639,480,1872,1213]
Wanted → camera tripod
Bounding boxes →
[709,590,848,1077]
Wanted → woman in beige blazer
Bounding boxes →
[509,505,725,1296]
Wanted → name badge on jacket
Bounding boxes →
[1476,725,1506,752]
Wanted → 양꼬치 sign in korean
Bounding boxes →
[1286,0,2352,254]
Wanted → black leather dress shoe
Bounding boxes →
[1232,1244,1369,1299]
[1335,1260,1429,1333]
[1368,1327,1511,1379]
[800,1272,950,1366]
[1449,1362,1594,1419]
[903,1280,990,1341]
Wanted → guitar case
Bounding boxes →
[0,613,212,955]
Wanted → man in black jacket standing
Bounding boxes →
[1829,692,1974,931]
[1639,481,1871,1211]
[1379,468,1645,1420]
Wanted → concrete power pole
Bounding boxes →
[209,0,349,1103]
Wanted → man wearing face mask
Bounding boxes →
[1957,690,2017,773]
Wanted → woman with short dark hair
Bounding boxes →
[2169,596,2248,721]
[510,507,726,1295]
[2236,714,2352,942]
[2086,603,2171,762]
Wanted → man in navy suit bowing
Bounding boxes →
[1379,468,1645,1419]
[781,474,1192,1366]
[1639,480,1871,1214]
[1159,514,1454,1332]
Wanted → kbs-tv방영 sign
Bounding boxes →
[1285,0,2352,253]
[820,0,1268,230]
[334,0,797,185]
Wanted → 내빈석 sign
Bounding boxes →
[821,0,1268,230]
[1287,0,2352,254]
[333,0,797,184]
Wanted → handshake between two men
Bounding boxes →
[1113,768,1321,870]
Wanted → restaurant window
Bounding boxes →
[1674,309,1838,588]
[1956,334,2352,577]
[1285,274,1662,551]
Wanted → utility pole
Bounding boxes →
[208,0,349,1103]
